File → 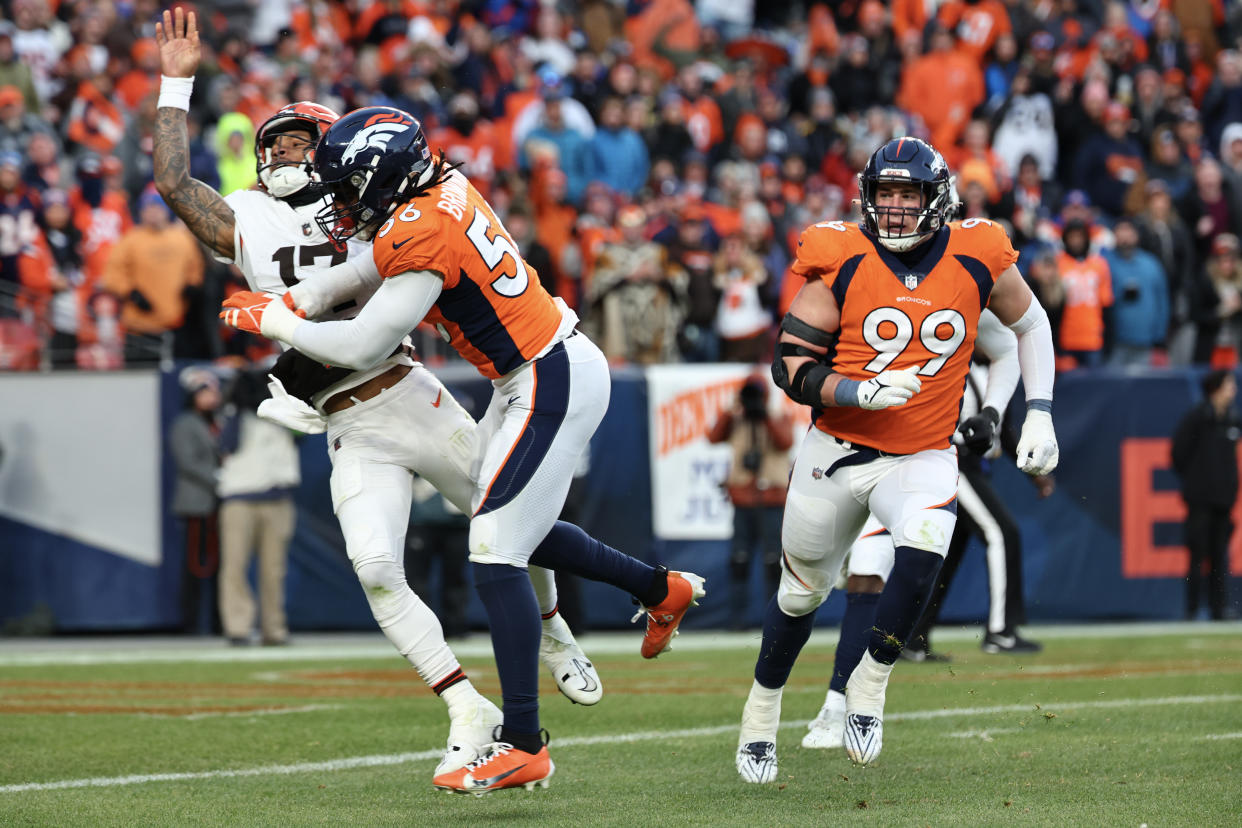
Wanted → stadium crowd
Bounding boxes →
[2,0,1242,372]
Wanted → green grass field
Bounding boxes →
[2,624,1240,827]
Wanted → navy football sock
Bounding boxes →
[472,562,541,736]
[869,546,944,665]
[753,595,817,689]
[830,591,880,693]
[529,521,664,605]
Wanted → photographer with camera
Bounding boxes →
[707,372,795,629]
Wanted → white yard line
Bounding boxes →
[3,693,1239,794]
[1201,732,1242,740]
[163,705,340,721]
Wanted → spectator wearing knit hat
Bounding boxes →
[1145,124,1196,205]
[1189,233,1242,365]
[101,187,203,365]
[0,83,58,155]
[587,205,685,365]
[1072,101,1145,218]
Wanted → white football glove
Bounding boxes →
[256,374,328,435]
[1015,409,1059,475]
[857,367,922,410]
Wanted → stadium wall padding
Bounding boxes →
[0,365,1238,634]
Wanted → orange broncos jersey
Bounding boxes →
[372,170,565,379]
[791,218,1018,455]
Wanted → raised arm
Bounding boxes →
[153,8,236,260]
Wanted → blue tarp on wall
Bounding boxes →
[1,365,1239,633]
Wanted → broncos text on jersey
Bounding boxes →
[791,218,1018,454]
[371,169,573,379]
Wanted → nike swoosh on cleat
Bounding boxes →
[468,764,526,789]
[432,389,442,407]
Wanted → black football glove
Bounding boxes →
[957,406,1001,455]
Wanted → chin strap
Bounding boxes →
[281,181,329,208]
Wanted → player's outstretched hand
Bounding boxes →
[857,367,922,410]
[219,291,304,335]
[955,405,1001,454]
[154,8,200,79]
[1015,410,1059,475]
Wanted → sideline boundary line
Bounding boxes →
[3,693,1238,793]
[2,621,1239,667]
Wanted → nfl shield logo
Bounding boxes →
[811,467,824,480]
[904,274,918,290]
[302,222,313,237]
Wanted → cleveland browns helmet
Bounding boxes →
[858,137,956,252]
[254,101,340,198]
[313,106,433,243]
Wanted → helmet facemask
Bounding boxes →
[254,103,342,199]
[861,174,955,252]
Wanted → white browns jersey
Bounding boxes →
[220,188,411,409]
[221,189,377,322]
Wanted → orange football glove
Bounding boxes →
[219,292,305,334]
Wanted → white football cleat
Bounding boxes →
[736,741,778,784]
[436,696,504,776]
[737,680,782,783]
[540,613,603,705]
[844,652,891,766]
[801,688,846,749]
[843,713,883,765]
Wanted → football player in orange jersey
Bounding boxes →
[219,105,706,795]
[735,136,1059,783]
[155,9,603,781]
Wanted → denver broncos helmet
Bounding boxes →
[254,101,340,198]
[313,106,433,243]
[859,137,956,252]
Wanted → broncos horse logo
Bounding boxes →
[341,114,412,165]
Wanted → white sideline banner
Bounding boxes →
[646,364,810,540]
[0,372,161,565]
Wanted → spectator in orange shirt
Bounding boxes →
[65,73,125,156]
[115,38,161,113]
[948,118,1010,204]
[1056,218,1114,367]
[102,189,203,365]
[897,21,985,149]
[429,91,501,199]
[17,189,88,368]
[69,153,131,289]
[677,64,724,155]
[937,0,1012,64]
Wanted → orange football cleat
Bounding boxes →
[633,570,706,659]
[432,740,554,796]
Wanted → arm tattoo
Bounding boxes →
[153,107,236,260]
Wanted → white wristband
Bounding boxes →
[259,295,303,344]
[157,75,195,111]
